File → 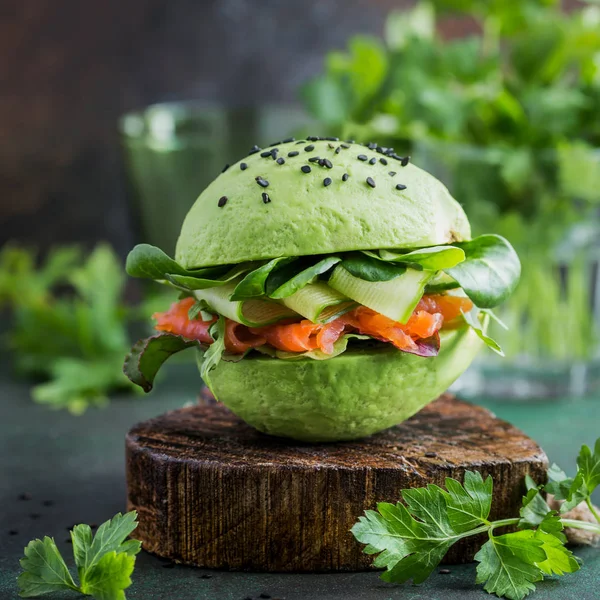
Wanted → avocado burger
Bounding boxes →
[124,137,520,442]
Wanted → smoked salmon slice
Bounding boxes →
[153,293,473,356]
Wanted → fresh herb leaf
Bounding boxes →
[199,316,226,395]
[18,537,79,597]
[165,262,254,291]
[577,438,600,496]
[545,465,589,513]
[447,235,521,308]
[18,512,140,599]
[377,246,466,270]
[461,309,505,356]
[341,253,407,282]
[123,333,200,393]
[474,531,544,600]
[187,299,214,322]
[519,476,553,529]
[352,481,481,585]
[442,470,493,532]
[80,552,135,600]
[353,440,600,599]
[269,256,341,298]
[230,257,296,300]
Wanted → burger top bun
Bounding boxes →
[176,138,471,269]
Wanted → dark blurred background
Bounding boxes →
[0,0,415,255]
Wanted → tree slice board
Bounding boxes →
[126,394,547,572]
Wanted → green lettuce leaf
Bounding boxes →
[341,253,407,282]
[374,246,466,270]
[230,257,297,300]
[269,256,342,298]
[126,244,227,280]
[123,333,201,392]
[447,234,521,308]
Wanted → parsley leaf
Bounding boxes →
[18,537,79,597]
[353,464,592,600]
[577,438,600,496]
[80,552,136,600]
[18,511,140,600]
[352,478,491,584]
[474,531,544,600]
[442,470,493,532]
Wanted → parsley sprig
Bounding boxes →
[352,438,600,600]
[18,512,141,600]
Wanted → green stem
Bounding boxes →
[489,518,521,532]
[562,518,600,534]
[585,497,600,525]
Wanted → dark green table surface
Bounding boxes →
[1,365,599,600]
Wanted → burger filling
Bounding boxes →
[123,234,520,392]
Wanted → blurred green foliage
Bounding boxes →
[0,245,150,413]
[304,0,600,147]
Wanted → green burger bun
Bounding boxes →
[202,326,481,442]
[176,140,470,269]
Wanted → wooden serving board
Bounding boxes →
[126,394,547,572]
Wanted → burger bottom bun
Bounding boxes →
[199,326,482,442]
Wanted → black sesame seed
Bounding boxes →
[218,196,228,207]
[308,156,320,163]
[9,530,18,535]
[240,162,248,171]
[401,155,410,166]
[307,136,319,141]
[282,137,295,143]
[276,157,285,165]
[366,177,376,188]
[259,594,272,599]
[262,192,271,204]
[288,151,299,157]
[18,493,32,501]
[324,177,332,187]
[221,163,230,173]
[323,158,333,169]
[325,136,339,141]
[255,177,269,188]
[357,154,368,161]
[42,500,54,507]
[369,158,377,165]
[367,142,377,149]
[269,140,282,147]
[249,145,261,154]
[270,149,279,160]
[380,158,388,165]
[390,153,402,161]
[304,144,315,152]
[396,184,407,191]
[341,143,350,149]
[301,165,311,173]
[295,140,305,145]
[342,173,349,181]
[260,150,272,158]
[389,171,397,176]
[335,146,341,154]
[199,574,212,579]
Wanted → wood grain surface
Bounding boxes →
[126,394,548,572]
